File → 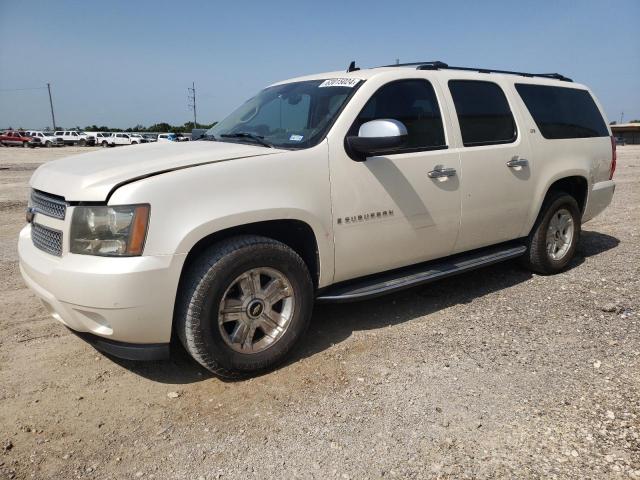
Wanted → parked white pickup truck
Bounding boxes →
[19,61,616,378]
[54,130,93,146]
[99,132,141,147]
[25,131,64,148]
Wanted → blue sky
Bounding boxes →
[1,0,638,129]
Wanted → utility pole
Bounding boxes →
[47,83,57,130]
[620,111,624,124]
[188,82,197,129]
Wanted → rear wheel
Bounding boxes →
[521,192,581,274]
[176,235,313,378]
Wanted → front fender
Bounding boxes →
[108,144,335,286]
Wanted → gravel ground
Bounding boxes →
[0,145,638,480]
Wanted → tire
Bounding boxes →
[131,141,138,145]
[101,141,108,148]
[45,141,52,148]
[176,235,314,378]
[23,142,29,148]
[78,139,86,147]
[521,192,581,274]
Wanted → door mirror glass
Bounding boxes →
[345,119,408,161]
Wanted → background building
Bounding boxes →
[611,123,640,144]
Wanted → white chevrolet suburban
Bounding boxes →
[19,61,616,377]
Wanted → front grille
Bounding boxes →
[32,223,63,256]
[31,189,67,220]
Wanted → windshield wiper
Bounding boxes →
[220,132,273,148]
[198,134,217,141]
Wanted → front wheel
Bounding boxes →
[78,139,86,146]
[45,141,52,148]
[521,192,581,274]
[176,235,313,378]
[101,141,108,148]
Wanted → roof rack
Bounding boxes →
[378,60,573,82]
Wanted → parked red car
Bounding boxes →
[0,131,33,147]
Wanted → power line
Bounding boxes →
[0,86,48,92]
[0,83,57,129]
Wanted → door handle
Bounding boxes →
[506,156,529,168]
[427,166,457,178]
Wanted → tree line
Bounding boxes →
[77,121,217,133]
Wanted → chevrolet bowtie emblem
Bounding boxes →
[25,207,36,224]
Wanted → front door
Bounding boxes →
[329,78,462,283]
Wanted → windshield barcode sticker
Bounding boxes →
[318,78,359,88]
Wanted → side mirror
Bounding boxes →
[345,119,408,161]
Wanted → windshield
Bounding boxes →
[207,79,361,149]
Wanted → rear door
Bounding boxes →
[444,79,535,253]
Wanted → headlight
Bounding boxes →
[70,205,150,256]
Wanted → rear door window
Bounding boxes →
[448,80,517,147]
[515,84,608,139]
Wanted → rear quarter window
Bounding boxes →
[515,84,608,139]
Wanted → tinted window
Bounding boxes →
[448,80,516,146]
[515,84,608,139]
[353,79,446,151]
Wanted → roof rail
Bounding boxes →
[378,60,573,82]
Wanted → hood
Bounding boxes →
[30,141,281,201]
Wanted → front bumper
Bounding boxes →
[18,224,186,346]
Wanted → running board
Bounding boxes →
[316,243,527,303]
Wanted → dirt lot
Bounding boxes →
[1,145,639,479]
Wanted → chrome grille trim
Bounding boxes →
[31,223,63,257]
[31,189,67,220]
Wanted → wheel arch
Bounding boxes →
[526,174,589,236]
[178,219,322,290]
[547,175,588,213]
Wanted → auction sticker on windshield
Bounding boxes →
[318,78,359,88]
